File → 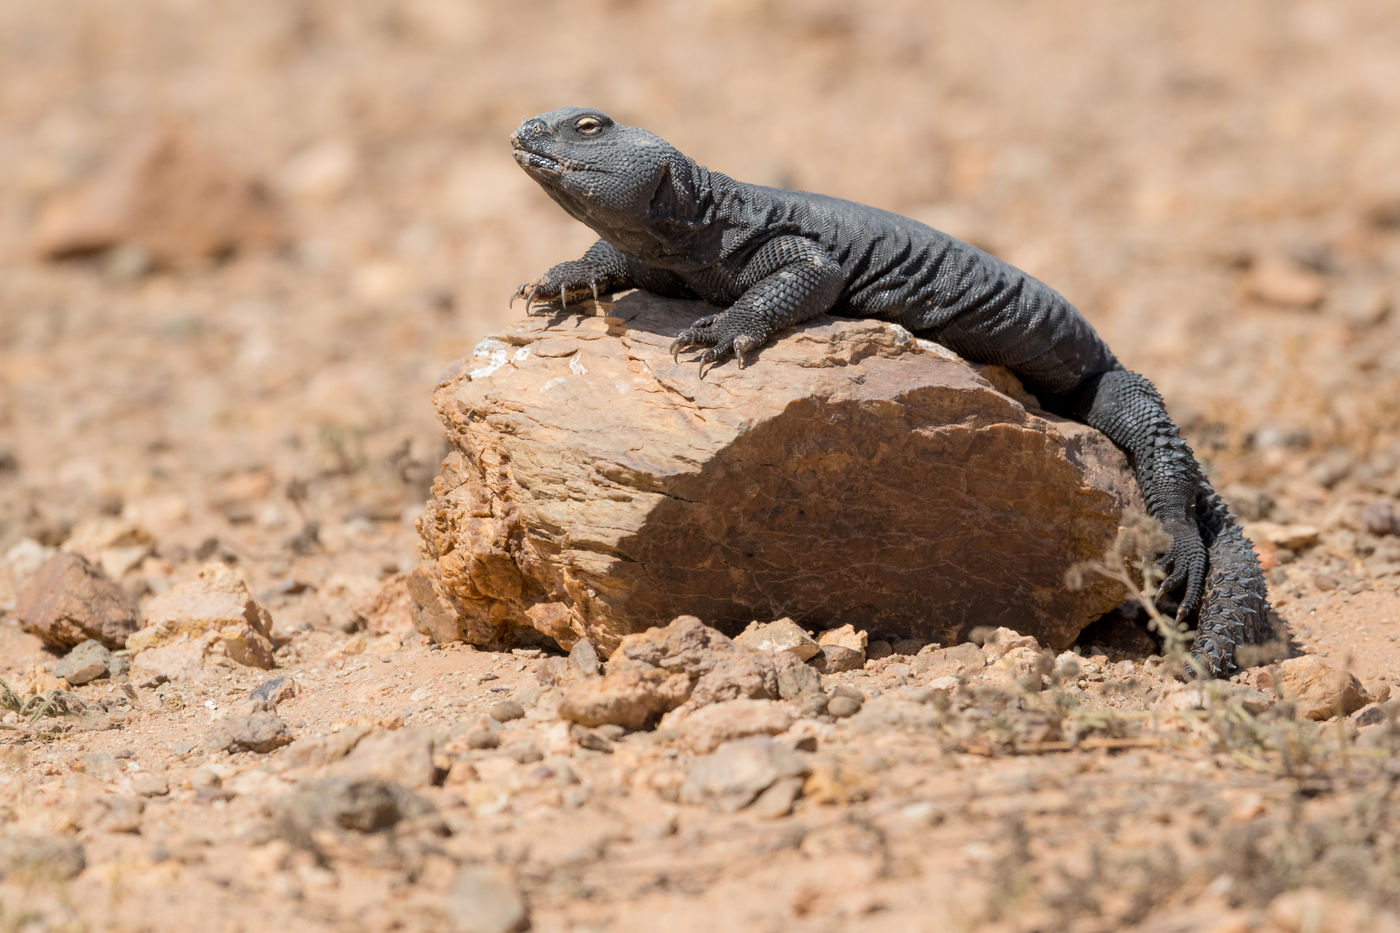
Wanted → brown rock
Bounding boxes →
[557,668,692,730]
[1257,655,1371,720]
[33,124,281,266]
[129,563,277,669]
[16,551,139,650]
[415,296,1141,653]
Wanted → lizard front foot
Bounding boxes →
[511,260,604,315]
[669,312,768,375]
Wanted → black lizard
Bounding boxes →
[509,105,1271,676]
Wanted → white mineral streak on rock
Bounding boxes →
[469,337,510,380]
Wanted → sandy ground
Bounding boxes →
[2,1,1400,931]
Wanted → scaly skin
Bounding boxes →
[509,106,1272,676]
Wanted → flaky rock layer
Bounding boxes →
[415,294,1143,653]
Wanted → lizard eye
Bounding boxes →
[575,116,604,136]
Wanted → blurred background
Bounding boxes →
[1,0,1398,623]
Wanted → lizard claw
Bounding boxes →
[670,338,689,364]
[732,334,758,369]
[698,349,720,380]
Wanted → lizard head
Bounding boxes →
[510,107,711,261]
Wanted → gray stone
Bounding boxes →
[489,698,525,722]
[207,700,293,754]
[55,639,112,685]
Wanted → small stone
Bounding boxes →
[128,638,209,686]
[690,653,780,705]
[274,777,435,836]
[810,645,865,673]
[449,866,530,933]
[1261,656,1371,720]
[54,639,113,685]
[0,836,87,880]
[16,552,139,650]
[866,640,894,660]
[826,694,862,719]
[734,618,820,661]
[1362,500,1400,537]
[1248,522,1320,552]
[331,727,440,789]
[571,724,614,753]
[748,775,805,819]
[466,729,500,750]
[773,652,823,699]
[816,623,867,652]
[912,642,986,678]
[1242,254,1326,308]
[208,701,293,754]
[250,675,300,706]
[978,627,1040,661]
[130,563,278,669]
[679,737,812,812]
[567,638,601,677]
[505,742,543,764]
[489,699,525,722]
[130,773,170,797]
[94,797,145,834]
[558,668,692,731]
[670,699,796,754]
[1350,703,1390,728]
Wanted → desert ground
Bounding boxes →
[2,1,1399,931]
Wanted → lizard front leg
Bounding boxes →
[670,236,845,375]
[513,239,633,314]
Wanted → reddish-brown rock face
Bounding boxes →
[415,294,1143,654]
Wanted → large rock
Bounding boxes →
[15,552,139,650]
[416,295,1142,653]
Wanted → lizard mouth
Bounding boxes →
[512,145,568,176]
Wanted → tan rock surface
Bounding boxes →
[128,563,277,668]
[416,294,1142,654]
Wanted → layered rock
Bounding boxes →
[415,294,1143,653]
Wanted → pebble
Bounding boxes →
[449,866,530,933]
[489,698,525,722]
[54,639,113,685]
[466,729,500,750]
[826,695,862,719]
